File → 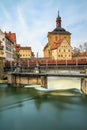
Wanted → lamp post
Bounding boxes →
[36,52,39,67]
[28,58,30,72]
[76,57,78,66]
[28,59,29,67]
[35,52,40,73]
[66,58,67,67]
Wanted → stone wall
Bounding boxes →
[81,78,87,95]
[8,74,47,88]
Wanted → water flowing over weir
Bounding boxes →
[48,77,81,90]
[46,70,86,95]
[33,77,81,96]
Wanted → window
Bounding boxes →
[68,49,70,52]
[6,47,11,51]
[55,36,58,41]
[59,49,61,52]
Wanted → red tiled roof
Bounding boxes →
[16,44,20,52]
[5,32,16,43]
[16,44,20,47]
[51,39,63,50]
[73,52,87,57]
[20,47,31,50]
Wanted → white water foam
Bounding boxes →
[48,77,81,90]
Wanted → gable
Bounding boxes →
[51,37,72,51]
[59,38,71,48]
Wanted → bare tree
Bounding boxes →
[73,47,80,54]
[79,45,83,52]
[78,42,87,52]
[84,42,87,52]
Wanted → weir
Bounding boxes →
[8,73,47,88]
[7,72,87,94]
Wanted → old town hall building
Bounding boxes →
[43,11,72,60]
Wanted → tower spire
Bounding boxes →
[56,10,61,28]
[58,10,60,17]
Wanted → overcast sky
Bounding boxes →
[0,0,87,57]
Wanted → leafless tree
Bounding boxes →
[73,47,80,54]
[78,42,87,52]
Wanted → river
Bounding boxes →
[0,76,87,130]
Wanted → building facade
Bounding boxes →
[0,30,16,62]
[0,30,4,60]
[5,32,16,61]
[16,44,34,59]
[51,38,72,60]
[19,46,34,59]
[43,11,72,60]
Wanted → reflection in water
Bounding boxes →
[34,88,82,111]
[0,87,82,111]
[0,77,87,130]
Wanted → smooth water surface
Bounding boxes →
[0,78,87,130]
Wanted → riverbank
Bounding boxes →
[0,79,7,83]
[0,72,8,83]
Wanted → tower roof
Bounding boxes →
[49,11,71,35]
[56,11,61,21]
[50,27,71,34]
[5,32,16,43]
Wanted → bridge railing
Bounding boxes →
[4,64,87,73]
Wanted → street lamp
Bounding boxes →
[34,52,40,73]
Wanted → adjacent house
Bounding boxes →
[0,29,16,62]
[19,46,34,59]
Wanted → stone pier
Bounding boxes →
[81,78,87,95]
[81,69,87,95]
